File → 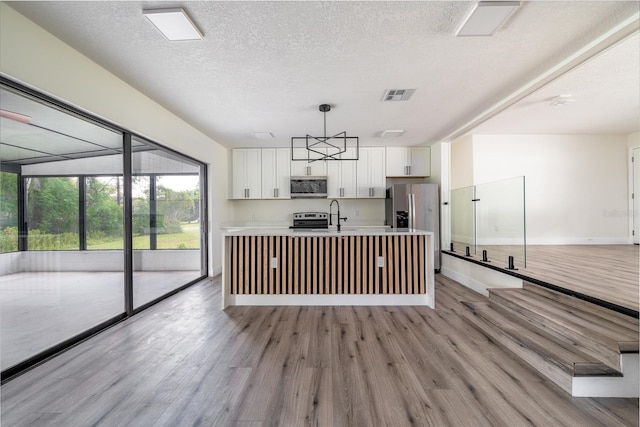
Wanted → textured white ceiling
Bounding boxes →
[471,32,640,135]
[5,1,640,148]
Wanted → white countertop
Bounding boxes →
[221,221,390,231]
[222,226,431,237]
[220,221,290,230]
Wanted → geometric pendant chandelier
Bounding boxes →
[291,104,359,162]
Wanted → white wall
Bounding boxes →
[472,134,630,244]
[628,131,640,149]
[450,135,474,189]
[0,4,232,274]
[425,142,442,186]
[450,136,476,245]
[629,131,640,242]
[426,141,451,249]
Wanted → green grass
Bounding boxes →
[0,223,201,251]
[86,222,200,250]
[157,222,200,249]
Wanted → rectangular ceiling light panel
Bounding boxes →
[253,132,274,140]
[380,130,405,138]
[456,1,520,37]
[143,8,203,41]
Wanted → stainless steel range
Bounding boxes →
[290,212,329,229]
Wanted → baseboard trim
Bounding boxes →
[228,293,432,307]
[441,253,523,296]
[572,353,639,397]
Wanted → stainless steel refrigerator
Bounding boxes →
[385,183,440,270]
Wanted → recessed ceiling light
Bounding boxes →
[143,8,203,41]
[549,95,576,107]
[456,1,520,37]
[253,132,274,140]
[380,130,405,138]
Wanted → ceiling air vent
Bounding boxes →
[382,89,415,102]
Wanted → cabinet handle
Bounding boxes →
[276,188,279,198]
[306,166,311,176]
[369,187,373,197]
[408,165,411,175]
[246,188,250,198]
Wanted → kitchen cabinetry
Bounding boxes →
[357,147,386,198]
[222,229,435,308]
[291,147,327,176]
[261,148,291,199]
[327,148,357,198]
[385,146,430,177]
[232,149,262,199]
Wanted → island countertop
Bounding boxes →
[221,227,435,309]
[222,226,426,237]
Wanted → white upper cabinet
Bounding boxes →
[327,148,357,198]
[357,147,386,198]
[291,147,327,176]
[261,148,291,199]
[385,147,407,177]
[385,146,430,177]
[410,147,430,177]
[231,149,262,199]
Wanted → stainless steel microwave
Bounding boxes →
[290,176,328,198]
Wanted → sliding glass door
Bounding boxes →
[131,137,206,309]
[0,80,207,378]
[0,85,125,371]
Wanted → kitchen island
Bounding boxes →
[221,227,434,308]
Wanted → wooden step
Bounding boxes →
[488,288,635,371]
[523,282,639,332]
[505,287,638,344]
[461,301,622,395]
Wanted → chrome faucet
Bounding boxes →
[329,199,348,232]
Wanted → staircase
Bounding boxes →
[461,282,639,397]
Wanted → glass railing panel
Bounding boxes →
[475,176,526,268]
[450,185,475,254]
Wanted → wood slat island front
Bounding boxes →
[221,228,434,308]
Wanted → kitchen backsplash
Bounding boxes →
[230,198,385,223]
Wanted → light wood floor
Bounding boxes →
[2,275,637,426]
[466,245,639,313]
